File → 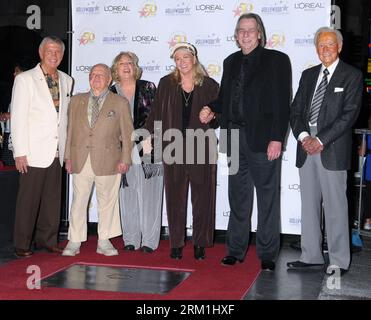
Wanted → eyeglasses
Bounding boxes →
[237,28,258,36]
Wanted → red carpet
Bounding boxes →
[0,237,261,300]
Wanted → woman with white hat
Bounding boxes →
[145,42,219,260]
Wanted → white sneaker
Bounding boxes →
[62,241,81,256]
[97,239,118,256]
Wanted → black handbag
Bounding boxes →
[141,162,163,179]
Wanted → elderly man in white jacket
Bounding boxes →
[11,36,73,257]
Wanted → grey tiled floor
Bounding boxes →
[244,245,325,300]
[318,241,371,300]
[245,237,371,300]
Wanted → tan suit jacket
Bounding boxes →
[65,91,133,176]
[11,63,73,167]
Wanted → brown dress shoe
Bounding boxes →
[36,244,63,253]
[15,248,33,257]
[46,246,63,253]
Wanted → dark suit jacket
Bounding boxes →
[290,60,363,170]
[145,74,219,184]
[145,74,219,139]
[209,46,291,153]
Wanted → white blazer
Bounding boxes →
[10,63,73,168]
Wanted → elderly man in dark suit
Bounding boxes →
[200,13,291,271]
[287,27,363,276]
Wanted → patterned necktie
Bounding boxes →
[309,68,329,125]
[91,96,100,127]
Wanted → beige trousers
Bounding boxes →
[68,155,122,242]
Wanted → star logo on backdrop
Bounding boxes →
[167,33,187,48]
[138,3,157,17]
[168,38,177,48]
[233,2,254,17]
[138,8,147,17]
[78,31,95,45]
[233,7,242,16]
[266,32,285,48]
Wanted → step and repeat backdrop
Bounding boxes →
[70,0,331,234]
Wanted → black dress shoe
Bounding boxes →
[287,260,324,269]
[123,244,135,251]
[261,260,275,271]
[35,244,63,253]
[325,266,348,276]
[194,246,205,260]
[221,255,243,266]
[170,247,183,259]
[141,246,154,253]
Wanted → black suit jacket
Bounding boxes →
[209,46,291,152]
[290,60,363,170]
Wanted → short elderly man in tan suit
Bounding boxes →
[62,63,133,256]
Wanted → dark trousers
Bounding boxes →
[227,127,281,261]
[164,164,216,249]
[13,158,61,249]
